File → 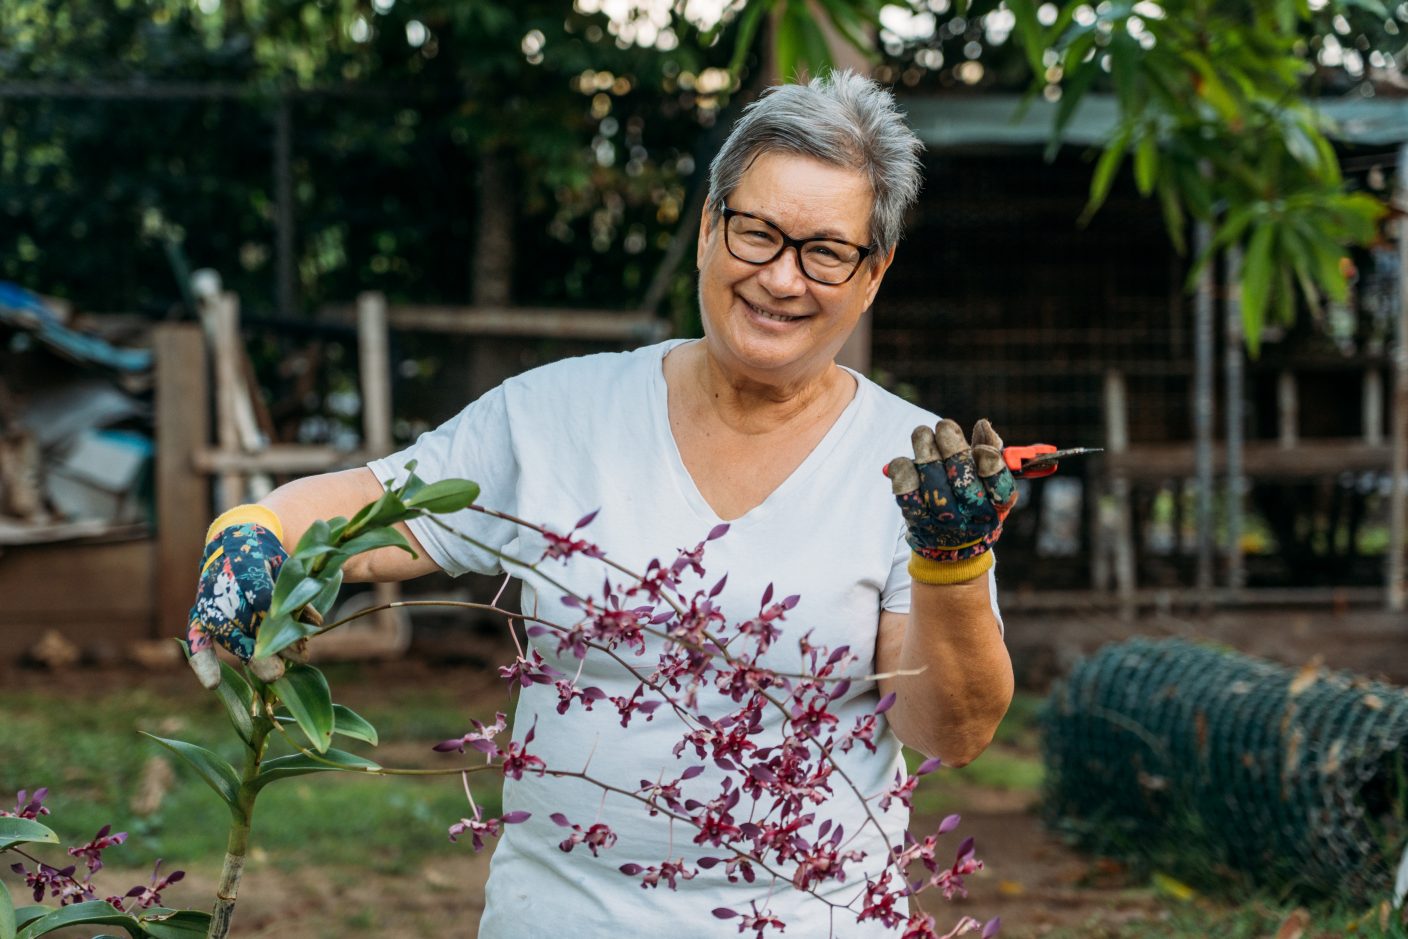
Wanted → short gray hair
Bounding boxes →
[706,70,924,257]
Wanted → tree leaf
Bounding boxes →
[15,900,144,939]
[1133,133,1157,197]
[273,664,335,753]
[727,0,771,78]
[403,478,481,514]
[1241,222,1276,358]
[141,734,241,808]
[1080,123,1134,224]
[250,749,381,791]
[0,817,58,851]
[251,611,319,660]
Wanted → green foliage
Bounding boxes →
[272,665,335,753]
[11,902,209,939]
[0,818,58,852]
[3,0,732,323]
[988,0,1387,350]
[139,735,242,810]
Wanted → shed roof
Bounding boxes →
[901,92,1408,150]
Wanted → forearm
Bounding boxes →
[257,467,438,583]
[882,572,1013,765]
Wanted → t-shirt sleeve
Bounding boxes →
[365,384,520,577]
[879,526,1005,636]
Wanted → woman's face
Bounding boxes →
[696,151,894,386]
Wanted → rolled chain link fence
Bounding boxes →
[1041,638,1408,900]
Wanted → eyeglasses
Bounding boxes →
[720,202,873,286]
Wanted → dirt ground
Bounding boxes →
[5,661,1171,938]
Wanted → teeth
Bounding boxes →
[749,301,801,323]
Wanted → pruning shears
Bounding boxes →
[1002,444,1103,479]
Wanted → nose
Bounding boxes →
[754,244,808,297]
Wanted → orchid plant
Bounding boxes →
[3,462,998,939]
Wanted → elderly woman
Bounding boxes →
[188,71,1015,936]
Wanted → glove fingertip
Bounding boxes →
[250,655,287,683]
[888,456,920,495]
[188,647,222,690]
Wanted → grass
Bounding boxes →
[0,670,507,877]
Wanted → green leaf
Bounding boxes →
[309,568,345,619]
[11,909,44,932]
[269,575,324,621]
[15,901,143,939]
[1241,222,1276,358]
[292,519,334,560]
[773,2,805,82]
[1,881,15,939]
[331,703,379,746]
[1081,123,1133,224]
[138,909,212,939]
[727,0,771,78]
[251,611,319,660]
[140,734,241,808]
[1005,0,1048,76]
[250,748,381,791]
[402,481,478,518]
[273,664,335,753]
[338,527,415,560]
[213,659,255,745]
[343,491,410,539]
[269,555,309,614]
[1155,171,1186,255]
[1133,133,1157,197]
[0,818,58,851]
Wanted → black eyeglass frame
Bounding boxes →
[719,202,874,286]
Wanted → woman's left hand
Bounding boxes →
[887,418,1018,581]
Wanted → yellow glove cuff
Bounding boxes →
[205,504,286,545]
[908,551,994,586]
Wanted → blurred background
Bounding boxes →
[2,1,1407,936]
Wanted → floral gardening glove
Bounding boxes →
[887,418,1019,585]
[186,504,309,689]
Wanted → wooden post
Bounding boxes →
[1389,144,1408,612]
[1225,244,1245,591]
[1104,369,1136,609]
[1363,368,1384,447]
[1193,221,1216,597]
[208,292,245,509]
[1278,370,1299,449]
[154,324,210,639]
[356,292,408,655]
[357,291,393,455]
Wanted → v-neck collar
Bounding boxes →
[648,340,865,526]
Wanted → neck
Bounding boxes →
[678,341,852,435]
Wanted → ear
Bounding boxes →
[860,245,897,310]
[696,206,715,270]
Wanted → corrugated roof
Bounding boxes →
[902,92,1408,149]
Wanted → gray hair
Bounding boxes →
[706,70,924,258]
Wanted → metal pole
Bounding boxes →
[1225,244,1245,591]
[1388,145,1408,611]
[1194,220,1216,596]
[274,91,296,317]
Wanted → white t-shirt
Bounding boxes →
[368,339,1002,937]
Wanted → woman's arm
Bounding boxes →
[874,572,1013,766]
[260,466,442,582]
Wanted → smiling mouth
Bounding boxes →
[746,299,807,323]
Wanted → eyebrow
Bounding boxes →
[732,204,863,244]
